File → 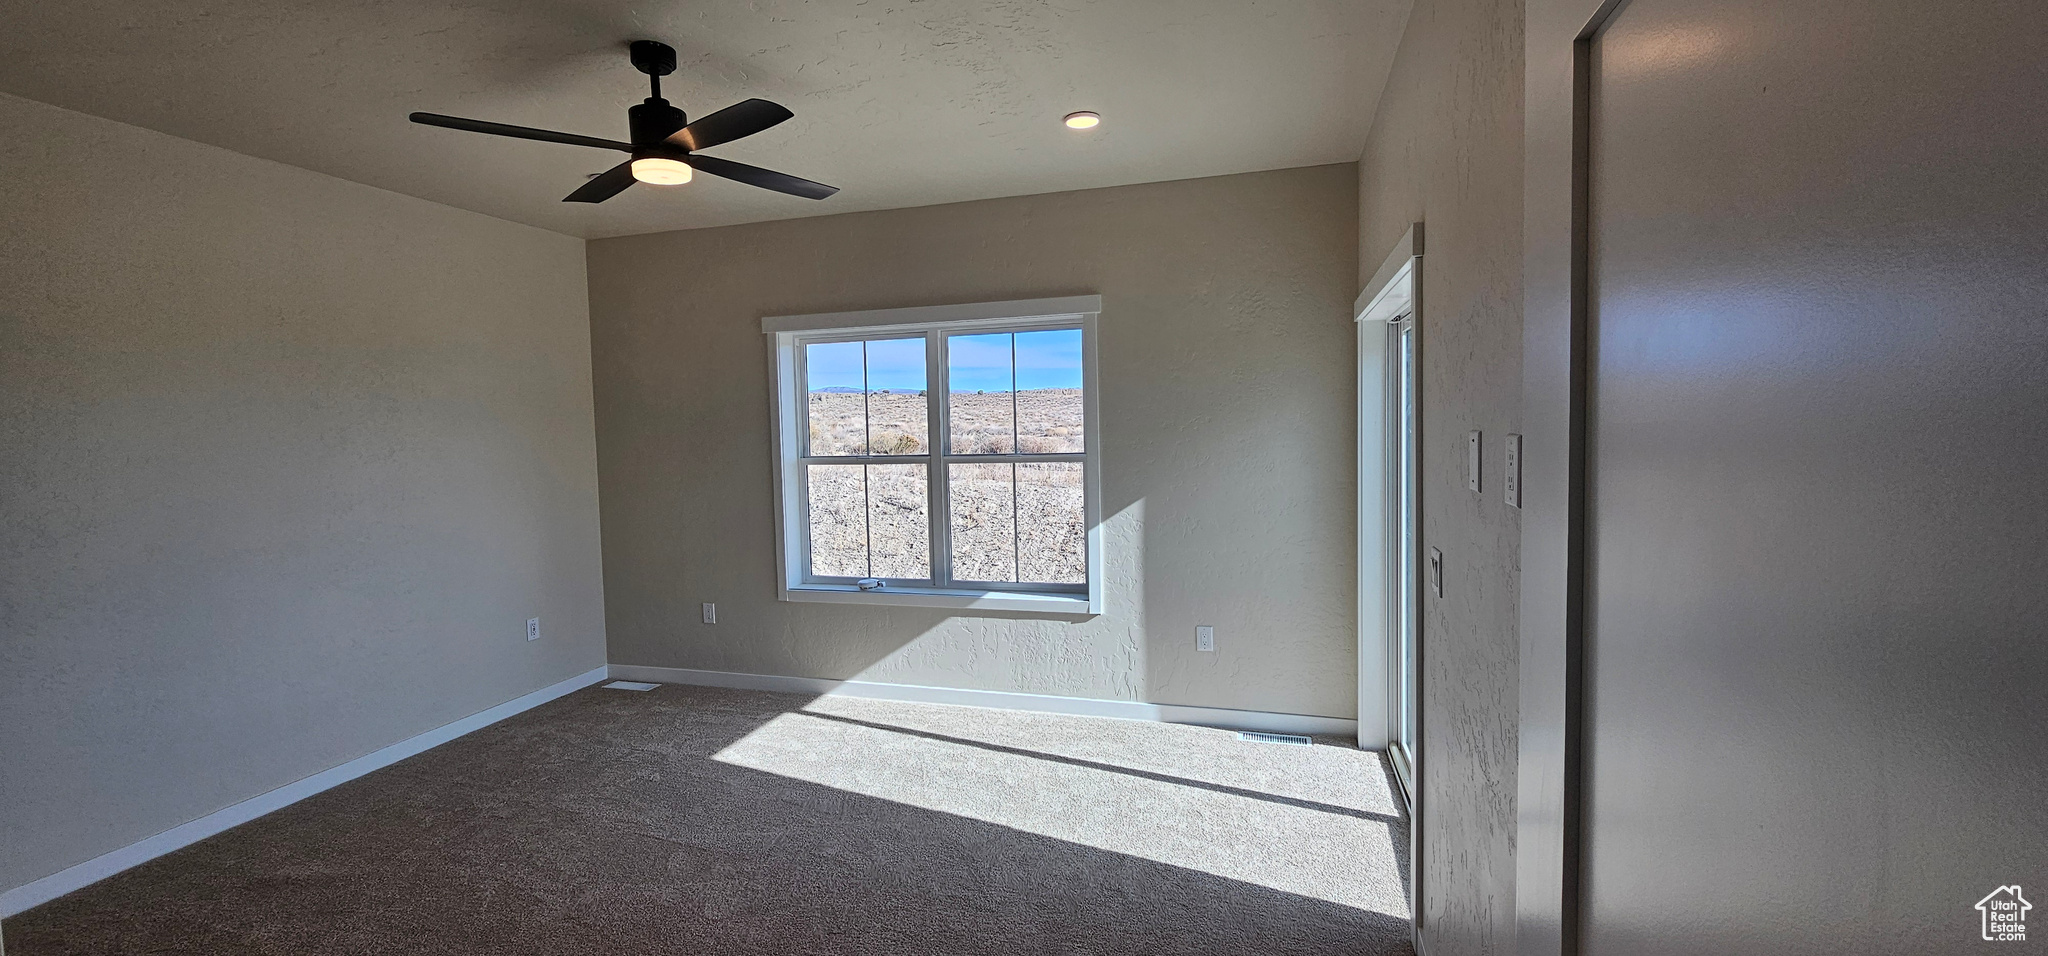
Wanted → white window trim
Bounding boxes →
[764,296,1104,615]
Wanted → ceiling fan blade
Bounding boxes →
[666,98,794,151]
[410,112,633,152]
[685,154,837,200]
[564,161,637,203]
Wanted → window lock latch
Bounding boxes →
[856,578,886,591]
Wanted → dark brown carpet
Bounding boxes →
[6,684,1413,955]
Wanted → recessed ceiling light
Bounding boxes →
[1064,111,1101,130]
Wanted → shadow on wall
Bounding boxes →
[819,495,1148,694]
[3,685,1411,955]
[808,411,1351,720]
[756,485,1347,723]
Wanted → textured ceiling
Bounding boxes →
[0,0,1411,238]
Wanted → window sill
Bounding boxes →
[781,584,1100,616]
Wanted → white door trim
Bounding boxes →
[1355,222,1423,752]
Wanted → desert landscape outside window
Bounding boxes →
[766,299,1101,611]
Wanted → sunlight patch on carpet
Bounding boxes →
[712,710,1408,918]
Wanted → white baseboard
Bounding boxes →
[0,665,609,918]
[605,664,1359,738]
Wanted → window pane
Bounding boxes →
[865,337,928,455]
[949,463,1017,582]
[806,341,866,456]
[867,464,930,579]
[948,332,1014,454]
[1015,329,1085,453]
[806,464,867,577]
[1017,463,1085,584]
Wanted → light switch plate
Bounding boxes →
[702,603,717,625]
[527,617,540,641]
[1428,548,1444,598]
[1504,434,1522,508]
[1468,430,1483,493]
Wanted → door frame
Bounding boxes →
[1357,222,1424,947]
[1520,1,1630,954]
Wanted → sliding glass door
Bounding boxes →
[1388,313,1419,807]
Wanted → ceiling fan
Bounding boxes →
[409,40,837,204]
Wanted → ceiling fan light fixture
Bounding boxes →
[410,40,837,203]
[1063,111,1101,129]
[631,155,693,185]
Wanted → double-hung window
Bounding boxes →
[764,297,1102,613]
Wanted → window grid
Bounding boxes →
[793,323,1086,593]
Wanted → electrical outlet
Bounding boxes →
[701,603,717,625]
[527,617,540,641]
[1195,625,1215,652]
[1428,548,1444,598]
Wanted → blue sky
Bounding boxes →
[807,330,1082,393]
[806,338,926,392]
[949,329,1083,392]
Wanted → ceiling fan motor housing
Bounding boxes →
[629,100,687,149]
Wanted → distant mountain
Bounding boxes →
[810,386,929,395]
[808,386,1080,395]
[948,387,1081,394]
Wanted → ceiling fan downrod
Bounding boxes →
[628,40,686,148]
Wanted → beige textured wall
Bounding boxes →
[0,94,607,893]
[1354,0,1524,951]
[588,165,1360,719]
